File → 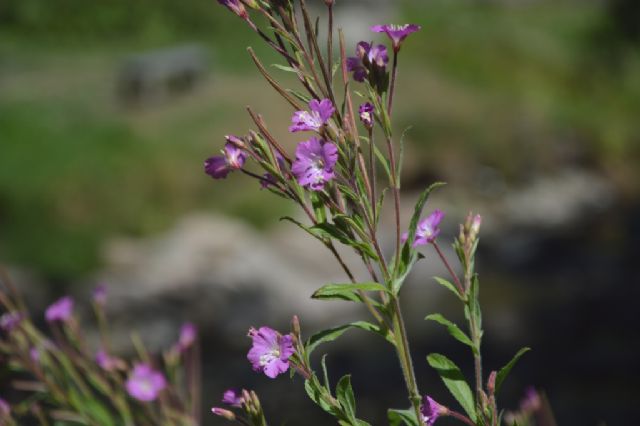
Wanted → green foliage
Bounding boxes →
[425,313,476,352]
[305,321,392,357]
[495,347,531,395]
[387,408,419,426]
[426,353,477,422]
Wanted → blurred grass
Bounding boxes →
[1,0,639,279]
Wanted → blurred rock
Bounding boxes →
[95,214,370,351]
[117,43,208,106]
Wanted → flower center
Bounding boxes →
[259,348,281,366]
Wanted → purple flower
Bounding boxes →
[0,311,23,332]
[96,349,124,372]
[125,363,167,402]
[402,209,445,247]
[247,326,295,379]
[92,283,107,306]
[0,398,9,417]
[421,395,447,426]
[222,388,244,407]
[45,296,73,323]
[370,24,422,52]
[30,347,40,364]
[291,137,338,191]
[217,0,248,19]
[178,322,197,350]
[289,99,335,133]
[205,141,247,179]
[347,41,388,83]
[359,103,374,128]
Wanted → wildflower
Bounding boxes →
[211,407,236,420]
[92,283,107,306]
[289,99,335,133]
[30,347,40,364]
[217,0,248,19]
[205,141,247,179]
[370,24,422,52]
[470,214,482,239]
[421,395,447,426]
[247,326,295,379]
[222,388,244,407]
[291,137,338,191]
[402,209,445,247]
[359,103,374,129]
[45,296,73,323]
[0,311,23,332]
[178,322,197,351]
[347,41,388,83]
[0,398,9,417]
[96,349,124,372]
[125,364,167,402]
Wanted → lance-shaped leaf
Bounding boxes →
[312,282,389,303]
[306,321,392,356]
[427,353,476,422]
[311,222,379,260]
[336,375,357,421]
[433,276,463,300]
[425,314,476,353]
[495,347,531,394]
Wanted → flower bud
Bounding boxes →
[211,407,236,420]
[487,370,497,395]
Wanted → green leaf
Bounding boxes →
[336,375,356,420]
[425,314,476,351]
[433,276,463,300]
[271,63,299,73]
[387,408,419,426]
[305,378,334,414]
[391,250,424,294]
[495,347,531,394]
[287,89,312,104]
[426,353,476,421]
[306,321,392,356]
[311,222,379,260]
[313,282,388,301]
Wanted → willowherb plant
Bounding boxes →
[207,1,536,426]
[0,274,201,425]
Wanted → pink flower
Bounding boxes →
[421,395,448,425]
[291,137,338,191]
[205,139,247,179]
[178,322,197,351]
[45,296,73,323]
[125,364,167,402]
[402,209,445,247]
[222,388,244,407]
[370,24,422,52]
[289,99,335,133]
[247,326,295,379]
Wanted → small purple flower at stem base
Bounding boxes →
[92,283,107,306]
[289,99,335,133]
[96,349,125,372]
[371,24,422,52]
[178,322,197,351]
[347,42,389,84]
[402,209,445,247]
[30,347,40,364]
[0,398,10,417]
[45,296,74,323]
[421,395,448,426]
[125,364,167,402]
[0,311,23,332]
[359,103,374,129]
[291,137,338,191]
[222,388,244,407]
[247,326,295,379]
[205,141,247,179]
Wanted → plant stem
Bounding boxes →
[388,51,399,116]
[449,409,476,426]
[390,297,422,423]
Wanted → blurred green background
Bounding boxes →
[1,0,639,280]
[1,0,640,424]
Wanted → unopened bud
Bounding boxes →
[241,0,261,9]
[292,315,301,338]
[211,407,236,420]
[225,134,246,149]
[487,370,497,395]
[324,0,335,6]
[470,214,482,239]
